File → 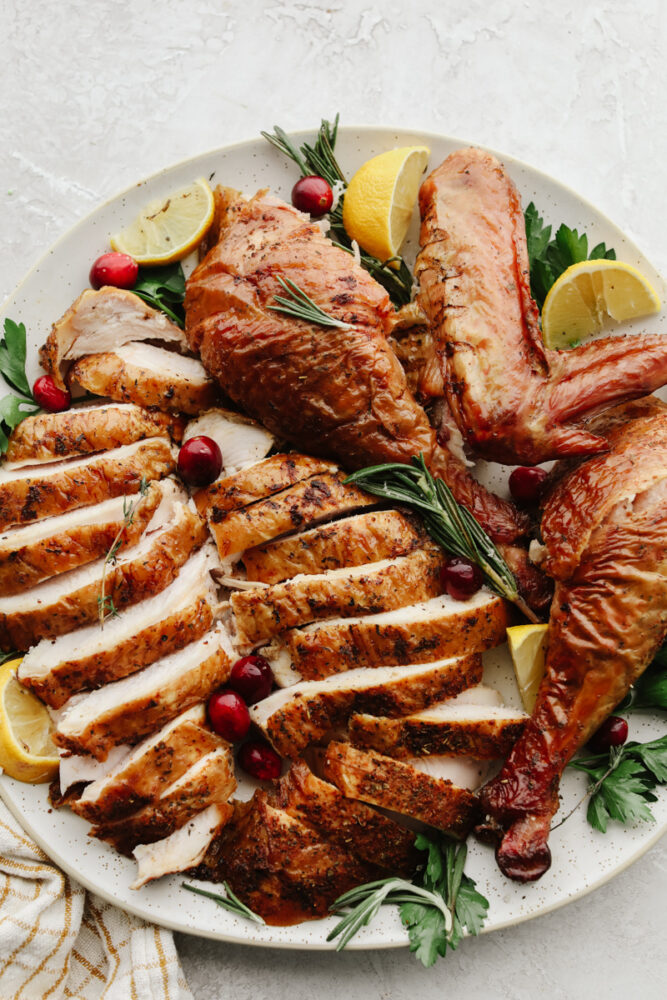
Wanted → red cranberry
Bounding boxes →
[509,466,549,506]
[441,556,484,601]
[291,175,333,217]
[238,740,282,781]
[177,436,222,487]
[208,689,251,742]
[229,655,274,705]
[89,252,138,290]
[32,375,71,413]
[588,715,629,754]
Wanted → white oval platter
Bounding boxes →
[1,127,666,949]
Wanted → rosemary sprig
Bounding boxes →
[346,454,537,622]
[328,835,488,967]
[262,117,413,307]
[182,881,265,924]
[97,477,150,628]
[268,275,351,330]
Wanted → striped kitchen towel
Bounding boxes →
[0,800,192,1000]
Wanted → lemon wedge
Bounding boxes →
[342,146,430,262]
[0,659,59,783]
[506,624,549,713]
[541,259,661,349]
[110,177,215,265]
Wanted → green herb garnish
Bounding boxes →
[569,734,667,833]
[262,117,414,307]
[328,834,489,967]
[0,319,40,455]
[524,203,616,310]
[132,262,186,327]
[346,454,537,622]
[97,476,150,627]
[182,881,265,924]
[0,650,20,666]
[268,275,352,330]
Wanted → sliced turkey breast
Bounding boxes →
[1,483,206,650]
[249,654,482,757]
[231,548,445,651]
[54,626,234,759]
[283,588,510,679]
[0,437,176,531]
[132,803,233,889]
[408,753,492,791]
[198,791,376,925]
[194,453,337,519]
[19,543,220,707]
[273,759,417,876]
[349,699,528,760]
[39,287,189,389]
[183,408,275,480]
[4,402,183,468]
[58,744,131,795]
[72,705,223,823]
[242,509,424,584]
[322,741,478,838]
[0,483,163,596]
[208,472,377,560]
[91,746,236,855]
[69,343,218,414]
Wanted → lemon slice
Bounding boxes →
[342,146,430,262]
[110,177,215,265]
[0,659,59,783]
[506,624,549,713]
[541,259,661,349]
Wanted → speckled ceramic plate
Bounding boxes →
[1,129,666,949]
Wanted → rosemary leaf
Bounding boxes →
[268,275,351,330]
[182,881,265,924]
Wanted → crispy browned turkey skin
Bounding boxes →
[478,398,667,881]
[184,188,527,547]
[417,148,667,465]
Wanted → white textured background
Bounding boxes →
[2,0,666,996]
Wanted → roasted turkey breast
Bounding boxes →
[132,803,233,889]
[69,343,219,414]
[39,286,189,389]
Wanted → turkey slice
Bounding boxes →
[91,746,236,855]
[132,803,233,889]
[283,588,510,679]
[39,286,189,389]
[231,548,445,651]
[19,542,220,707]
[208,471,377,560]
[1,481,206,650]
[69,342,218,415]
[58,743,132,795]
[54,625,234,759]
[0,437,176,531]
[322,741,478,839]
[242,509,423,584]
[72,704,223,823]
[4,402,182,468]
[0,482,163,595]
[183,408,275,480]
[249,654,482,757]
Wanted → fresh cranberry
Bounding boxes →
[229,655,274,705]
[291,175,334,217]
[177,436,222,487]
[441,556,484,601]
[208,689,251,742]
[238,740,282,781]
[89,252,138,290]
[32,375,71,413]
[588,715,629,754]
[509,466,549,506]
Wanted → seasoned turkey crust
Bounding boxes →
[0,493,206,650]
[5,402,183,467]
[322,741,478,838]
[69,343,218,415]
[0,437,175,531]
